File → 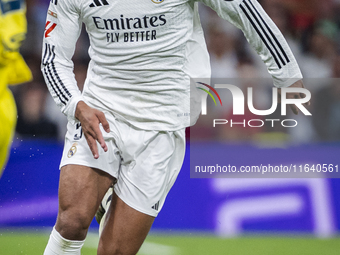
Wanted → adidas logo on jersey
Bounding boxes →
[89,0,109,7]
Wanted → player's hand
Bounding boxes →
[75,101,110,159]
[278,80,311,115]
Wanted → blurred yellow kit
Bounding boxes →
[0,0,32,171]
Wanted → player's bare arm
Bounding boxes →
[75,101,110,159]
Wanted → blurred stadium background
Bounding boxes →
[2,0,340,254]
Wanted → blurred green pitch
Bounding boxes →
[1,231,340,255]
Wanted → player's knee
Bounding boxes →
[57,210,92,240]
[97,244,121,255]
[98,241,134,255]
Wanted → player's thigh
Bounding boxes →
[98,192,155,255]
[115,128,186,216]
[57,165,114,228]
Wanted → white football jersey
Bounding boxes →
[41,0,302,131]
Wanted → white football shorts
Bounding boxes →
[60,111,186,217]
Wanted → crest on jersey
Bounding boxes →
[67,143,78,158]
[151,0,164,4]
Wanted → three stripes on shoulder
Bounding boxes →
[89,0,109,7]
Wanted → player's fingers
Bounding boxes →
[85,134,99,159]
[97,111,110,133]
[93,125,108,153]
[300,92,311,106]
[286,93,300,115]
[277,88,282,103]
[296,81,311,106]
[289,104,299,115]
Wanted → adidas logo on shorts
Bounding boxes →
[151,201,160,211]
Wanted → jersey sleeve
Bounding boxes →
[197,0,303,87]
[41,0,83,122]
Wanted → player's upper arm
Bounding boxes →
[41,0,84,121]
[196,0,303,88]
[43,0,82,67]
